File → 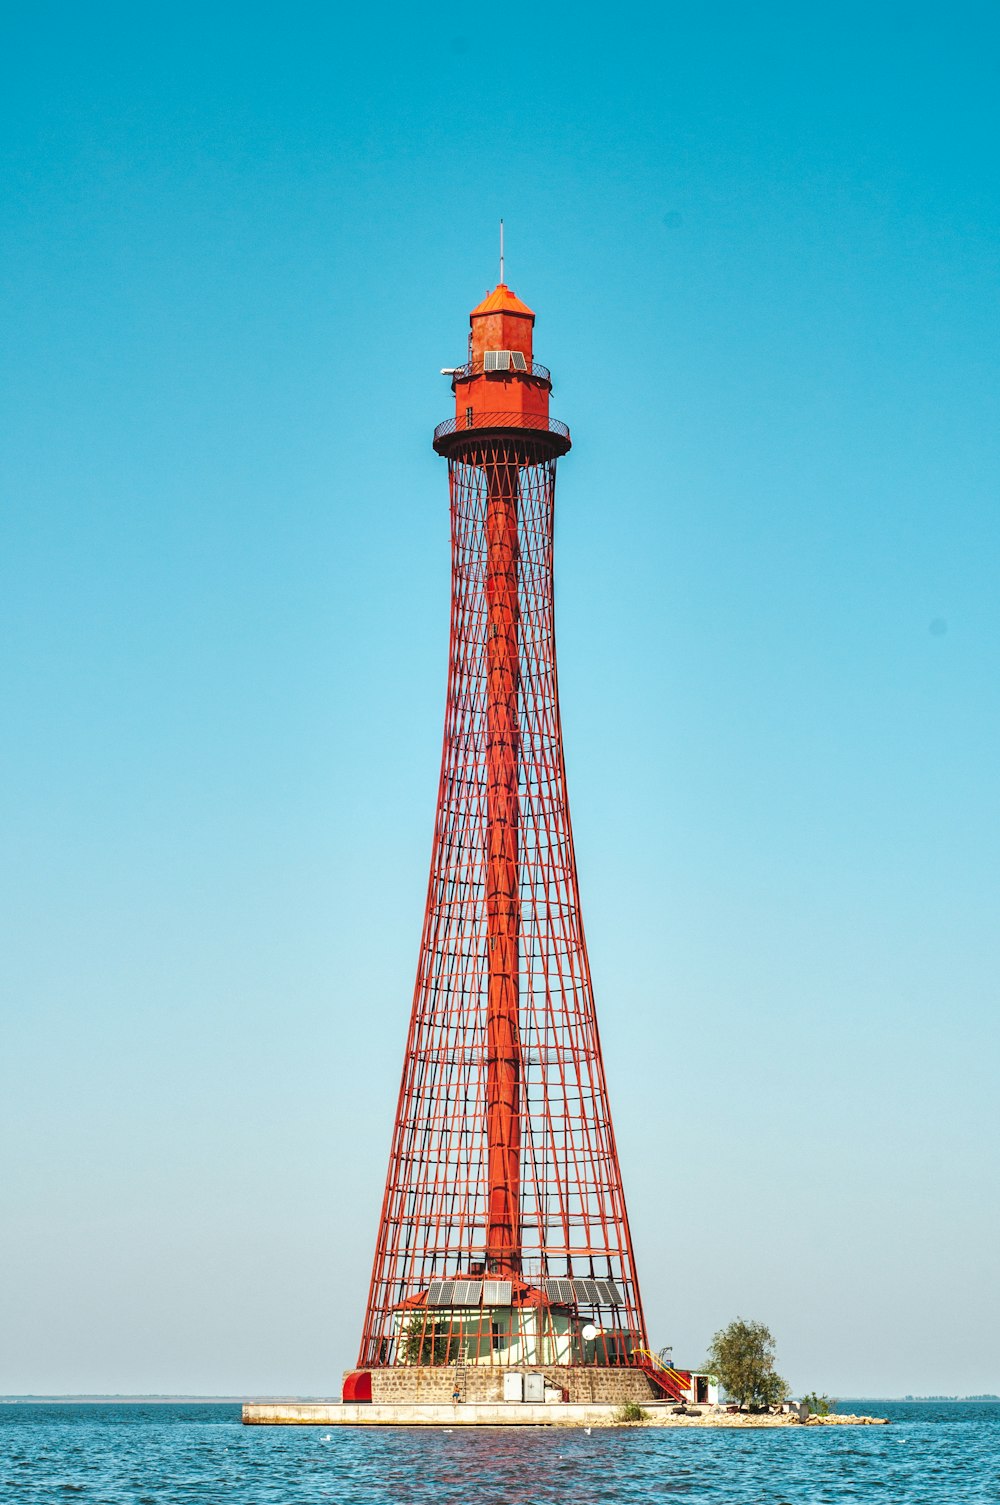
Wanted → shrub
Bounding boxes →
[613,1401,650,1424]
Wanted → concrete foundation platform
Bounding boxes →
[244,1401,650,1427]
[241,1401,889,1429]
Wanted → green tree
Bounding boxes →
[704,1318,789,1411]
[801,1391,834,1416]
[398,1315,460,1366]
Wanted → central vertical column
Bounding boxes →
[484,451,521,1275]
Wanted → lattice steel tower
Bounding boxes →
[351,277,653,1397]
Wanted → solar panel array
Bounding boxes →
[543,1278,575,1305]
[571,1278,601,1303]
[483,349,530,374]
[452,1280,483,1306]
[483,1280,513,1306]
[542,1278,623,1306]
[426,1279,484,1307]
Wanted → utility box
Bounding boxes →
[523,1373,546,1403]
[503,1372,524,1403]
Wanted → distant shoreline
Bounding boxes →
[0,1396,317,1405]
[3,1394,998,1405]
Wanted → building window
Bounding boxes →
[465,406,474,428]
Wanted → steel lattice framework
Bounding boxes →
[357,284,647,1374]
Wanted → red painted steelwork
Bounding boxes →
[484,453,521,1275]
[357,284,648,1369]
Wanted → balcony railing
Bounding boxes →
[433,413,571,444]
[448,358,552,384]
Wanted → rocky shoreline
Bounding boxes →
[634,1408,888,1428]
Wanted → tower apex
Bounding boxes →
[469,284,535,320]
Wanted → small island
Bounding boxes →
[243,1318,889,1428]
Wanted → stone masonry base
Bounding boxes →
[361,1365,656,1405]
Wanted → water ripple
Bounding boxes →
[0,1402,996,1504]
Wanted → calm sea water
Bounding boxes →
[1,1400,996,1504]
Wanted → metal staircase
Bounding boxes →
[631,1349,688,1401]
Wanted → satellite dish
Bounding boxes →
[581,1323,598,1341]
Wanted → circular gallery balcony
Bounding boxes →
[433,412,571,458]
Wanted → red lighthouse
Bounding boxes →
[349,275,668,1406]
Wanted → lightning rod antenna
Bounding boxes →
[500,219,504,284]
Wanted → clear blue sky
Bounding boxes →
[1,0,997,1398]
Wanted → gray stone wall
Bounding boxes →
[363,1365,655,1405]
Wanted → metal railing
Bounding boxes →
[433,413,570,444]
[448,358,552,383]
[631,1349,689,1400]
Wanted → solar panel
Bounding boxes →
[511,351,528,372]
[544,1278,576,1305]
[593,1279,623,1305]
[450,1280,483,1307]
[484,350,512,372]
[427,1280,455,1307]
[572,1278,601,1303]
[483,1280,513,1306]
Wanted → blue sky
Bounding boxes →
[1,1,997,1396]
